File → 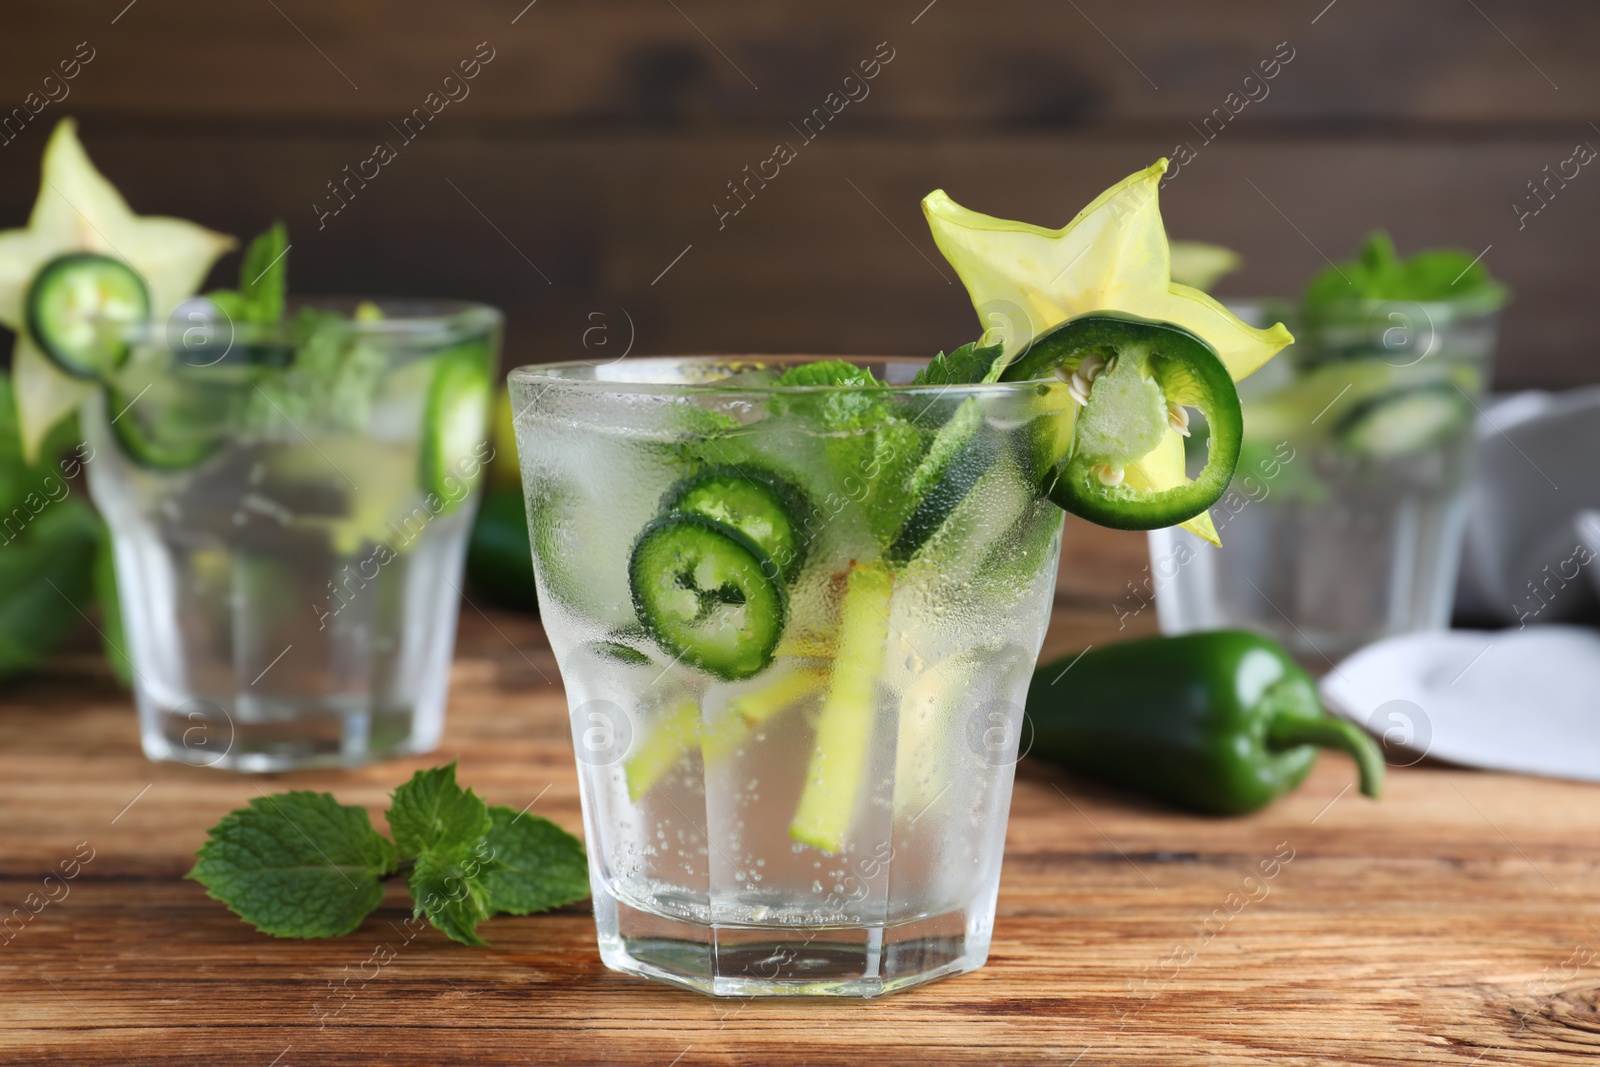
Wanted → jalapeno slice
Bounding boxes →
[26,252,149,380]
[660,466,810,583]
[629,514,786,681]
[1002,312,1243,530]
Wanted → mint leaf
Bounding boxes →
[766,360,930,546]
[408,840,495,946]
[387,763,502,944]
[1304,230,1507,311]
[190,765,591,945]
[239,221,288,321]
[239,308,385,436]
[770,359,883,427]
[480,806,589,916]
[771,359,875,390]
[912,342,1004,386]
[386,761,492,858]
[203,222,288,323]
[0,373,100,679]
[187,791,398,939]
[862,417,925,544]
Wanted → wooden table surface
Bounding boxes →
[4,536,1600,1065]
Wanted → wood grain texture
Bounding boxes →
[1,0,1595,125]
[3,573,1599,1065]
[0,1,1597,389]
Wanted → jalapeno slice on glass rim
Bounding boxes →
[1002,311,1243,530]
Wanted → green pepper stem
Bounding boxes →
[1266,713,1385,800]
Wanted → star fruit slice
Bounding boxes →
[0,118,235,461]
[922,158,1292,543]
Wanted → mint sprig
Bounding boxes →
[387,762,492,856]
[188,763,588,945]
[912,341,1003,386]
[768,360,924,545]
[1303,230,1507,312]
[204,221,288,324]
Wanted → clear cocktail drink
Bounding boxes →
[86,301,500,770]
[1150,297,1501,662]
[511,356,1067,996]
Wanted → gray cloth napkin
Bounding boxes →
[1454,386,1600,626]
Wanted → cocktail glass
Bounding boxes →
[85,300,501,771]
[1149,297,1502,664]
[510,356,1066,996]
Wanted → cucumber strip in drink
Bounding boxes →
[725,663,825,727]
[624,698,702,801]
[623,666,824,798]
[886,396,989,563]
[788,561,894,853]
[700,664,824,763]
[1333,383,1473,460]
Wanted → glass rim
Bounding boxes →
[112,297,502,347]
[508,355,1054,396]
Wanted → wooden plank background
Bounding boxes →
[0,0,1596,388]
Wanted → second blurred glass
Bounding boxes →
[86,300,500,770]
[1150,297,1501,666]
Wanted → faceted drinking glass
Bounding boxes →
[85,300,501,771]
[510,356,1066,996]
[1150,298,1501,665]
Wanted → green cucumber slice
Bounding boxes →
[25,253,150,380]
[629,514,786,681]
[887,396,992,563]
[662,466,811,582]
[1334,383,1472,459]
[419,344,493,511]
[104,385,223,471]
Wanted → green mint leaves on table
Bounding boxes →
[188,791,397,940]
[1303,230,1507,311]
[385,763,498,946]
[188,762,588,945]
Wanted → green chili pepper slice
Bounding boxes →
[1002,312,1243,530]
[660,465,811,583]
[629,514,786,681]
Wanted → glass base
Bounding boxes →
[593,886,993,997]
[137,692,442,772]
